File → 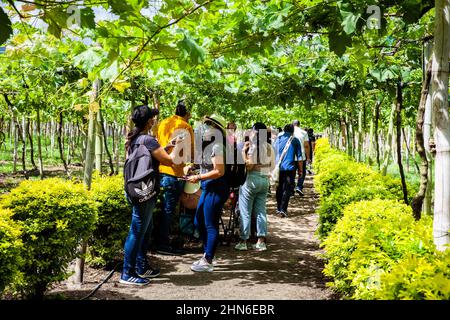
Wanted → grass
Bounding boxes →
[0,134,123,174]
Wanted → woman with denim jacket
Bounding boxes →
[235,122,275,252]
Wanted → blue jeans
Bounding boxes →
[194,176,229,261]
[238,171,269,240]
[158,174,185,249]
[123,198,155,275]
[296,160,307,191]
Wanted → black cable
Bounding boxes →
[80,262,122,300]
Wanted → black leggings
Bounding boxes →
[275,170,296,213]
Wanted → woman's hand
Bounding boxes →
[243,141,251,153]
[186,174,201,184]
[183,164,195,175]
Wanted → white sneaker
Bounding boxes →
[193,254,217,266]
[191,257,214,272]
[234,242,248,251]
[253,242,267,251]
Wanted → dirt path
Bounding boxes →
[49,174,335,300]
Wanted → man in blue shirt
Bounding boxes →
[274,124,303,217]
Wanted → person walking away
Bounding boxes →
[292,120,310,196]
[307,128,316,173]
[235,122,275,251]
[121,105,184,286]
[155,100,194,255]
[275,124,302,218]
[186,115,229,272]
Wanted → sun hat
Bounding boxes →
[203,114,227,133]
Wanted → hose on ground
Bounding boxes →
[80,262,122,300]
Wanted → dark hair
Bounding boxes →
[126,105,159,151]
[292,120,300,127]
[251,122,268,164]
[277,127,282,132]
[284,124,294,134]
[308,128,314,135]
[175,100,189,117]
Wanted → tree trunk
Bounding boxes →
[26,119,37,170]
[50,118,55,158]
[423,41,434,216]
[340,117,347,152]
[12,116,18,173]
[19,116,27,176]
[36,108,44,179]
[357,108,363,162]
[367,103,376,165]
[100,111,115,175]
[411,62,432,220]
[345,116,352,157]
[57,112,69,177]
[404,127,410,173]
[403,127,420,174]
[380,102,396,176]
[396,82,408,204]
[432,0,450,251]
[95,107,103,173]
[115,125,121,174]
[374,100,381,170]
[73,79,100,285]
[66,124,72,165]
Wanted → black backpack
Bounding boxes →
[225,140,247,189]
[123,135,158,204]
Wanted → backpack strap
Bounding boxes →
[276,136,294,168]
[127,134,148,156]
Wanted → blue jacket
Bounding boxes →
[275,133,302,171]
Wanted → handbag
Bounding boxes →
[270,136,294,187]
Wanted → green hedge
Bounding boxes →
[88,173,131,267]
[316,139,448,300]
[314,138,410,238]
[1,178,98,299]
[321,199,436,299]
[0,208,23,294]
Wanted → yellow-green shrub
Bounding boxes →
[314,138,408,238]
[321,199,435,299]
[375,251,450,300]
[1,178,98,299]
[88,174,131,267]
[0,209,23,295]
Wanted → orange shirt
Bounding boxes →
[156,115,194,177]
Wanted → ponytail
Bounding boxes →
[125,126,143,151]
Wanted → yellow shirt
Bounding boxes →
[156,115,194,177]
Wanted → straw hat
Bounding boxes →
[203,114,227,133]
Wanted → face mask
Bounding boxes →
[200,124,213,140]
